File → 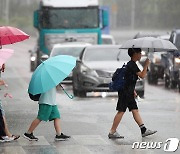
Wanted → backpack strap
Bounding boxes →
[59,84,74,99]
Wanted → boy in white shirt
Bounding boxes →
[23,87,70,141]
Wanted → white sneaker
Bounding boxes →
[0,137,6,143]
[2,136,14,142]
[142,129,157,137]
[108,131,124,139]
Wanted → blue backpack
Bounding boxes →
[109,64,127,91]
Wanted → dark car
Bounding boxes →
[72,45,145,97]
[147,34,170,85]
[147,51,166,84]
[162,50,180,89]
[161,29,180,89]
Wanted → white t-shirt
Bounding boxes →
[38,88,56,105]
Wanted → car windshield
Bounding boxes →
[41,7,99,29]
[51,47,85,58]
[83,48,130,61]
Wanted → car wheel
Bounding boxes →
[72,75,79,97]
[72,76,86,97]
[164,75,170,88]
[78,91,87,97]
[152,76,158,85]
[73,86,78,96]
[147,72,153,84]
[170,80,177,89]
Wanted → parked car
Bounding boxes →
[162,29,180,89]
[102,34,116,45]
[72,45,145,97]
[147,34,170,84]
[50,42,91,83]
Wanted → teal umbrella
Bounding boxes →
[28,55,76,96]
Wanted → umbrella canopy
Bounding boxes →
[0,48,14,67]
[0,26,30,47]
[28,55,76,95]
[121,37,178,52]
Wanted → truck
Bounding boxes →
[30,0,109,71]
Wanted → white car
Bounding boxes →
[102,34,116,45]
[50,42,91,83]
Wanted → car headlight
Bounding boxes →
[80,64,98,77]
[30,56,36,61]
[174,57,180,64]
[141,51,146,56]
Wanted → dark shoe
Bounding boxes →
[108,131,124,139]
[142,129,157,137]
[55,133,70,141]
[23,133,38,141]
[11,135,20,140]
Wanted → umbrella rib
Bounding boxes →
[39,66,64,92]
[44,65,68,80]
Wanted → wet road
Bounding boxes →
[0,31,180,154]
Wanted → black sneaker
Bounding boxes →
[55,133,70,141]
[23,133,38,141]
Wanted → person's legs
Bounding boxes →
[23,118,41,141]
[54,118,70,141]
[27,118,41,133]
[131,109,157,137]
[110,111,124,134]
[50,106,70,141]
[3,116,12,137]
[54,118,61,135]
[1,115,20,141]
[0,111,6,137]
[24,105,50,141]
[131,109,143,126]
[108,111,125,139]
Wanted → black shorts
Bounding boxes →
[116,91,138,112]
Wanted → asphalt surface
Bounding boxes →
[0,31,180,154]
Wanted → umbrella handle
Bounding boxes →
[59,84,74,99]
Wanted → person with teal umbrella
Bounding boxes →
[24,55,76,141]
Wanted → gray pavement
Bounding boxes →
[0,33,180,154]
